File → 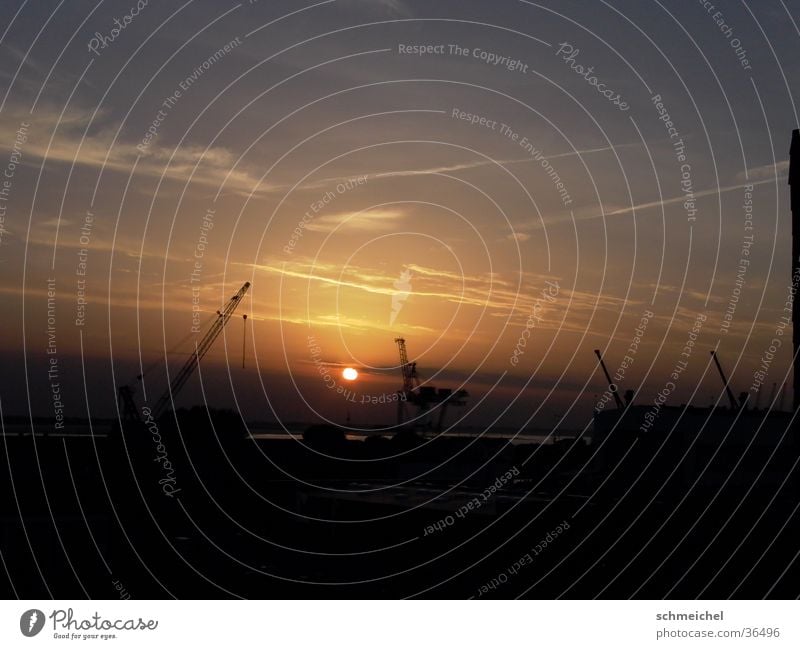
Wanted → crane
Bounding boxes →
[119,281,251,423]
[394,337,468,430]
[594,349,625,409]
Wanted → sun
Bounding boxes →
[342,367,358,381]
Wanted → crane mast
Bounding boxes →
[395,337,418,394]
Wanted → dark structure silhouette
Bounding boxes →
[791,129,800,409]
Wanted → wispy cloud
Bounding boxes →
[341,0,412,17]
[736,159,789,182]
[1,103,380,199]
[507,232,531,242]
[0,103,270,195]
[514,175,784,233]
[244,258,641,337]
[371,142,638,182]
[304,207,405,232]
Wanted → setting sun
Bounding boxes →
[342,367,358,381]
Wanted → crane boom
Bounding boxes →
[150,282,250,419]
[710,350,739,411]
[594,349,625,410]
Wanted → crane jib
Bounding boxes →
[149,281,251,420]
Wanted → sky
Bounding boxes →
[1,0,799,430]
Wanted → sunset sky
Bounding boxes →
[1,0,798,429]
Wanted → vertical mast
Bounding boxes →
[791,130,800,410]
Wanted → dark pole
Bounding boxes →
[791,129,800,410]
